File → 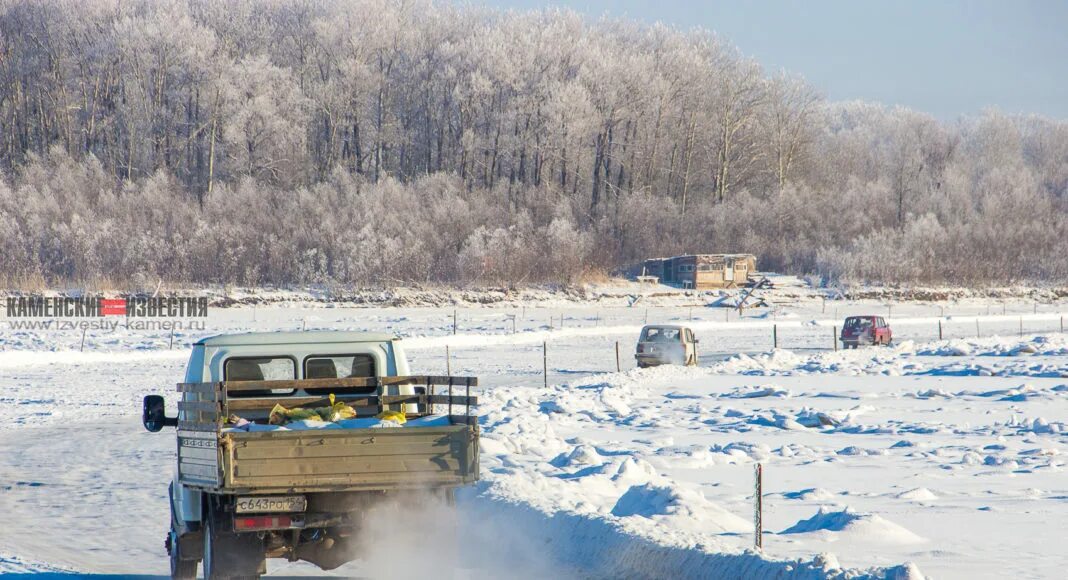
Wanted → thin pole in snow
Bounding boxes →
[754,463,764,550]
[938,320,943,341]
[976,319,981,338]
[80,328,86,352]
[452,309,457,335]
[644,309,648,324]
[773,325,778,349]
[302,318,306,331]
[615,341,621,372]
[833,325,838,351]
[169,328,175,350]
[446,345,451,375]
[1019,317,1023,337]
[543,341,548,389]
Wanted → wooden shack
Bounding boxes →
[640,254,756,289]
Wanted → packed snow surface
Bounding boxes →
[1,294,1066,578]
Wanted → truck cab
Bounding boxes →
[146,331,479,579]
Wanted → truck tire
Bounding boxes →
[203,500,265,580]
[169,530,198,580]
[168,485,199,579]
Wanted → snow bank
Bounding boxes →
[782,507,925,544]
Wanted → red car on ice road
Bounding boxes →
[840,315,892,349]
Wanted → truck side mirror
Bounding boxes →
[143,395,178,432]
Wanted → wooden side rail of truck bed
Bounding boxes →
[173,376,479,494]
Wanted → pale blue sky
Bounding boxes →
[484,0,1068,120]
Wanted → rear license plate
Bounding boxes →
[235,495,307,514]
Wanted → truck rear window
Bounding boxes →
[224,357,297,397]
[304,355,377,394]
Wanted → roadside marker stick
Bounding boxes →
[938,320,943,341]
[446,345,451,375]
[453,310,457,335]
[754,463,764,550]
[543,341,548,389]
[773,325,778,349]
[80,328,87,352]
[169,328,175,350]
[512,315,517,334]
[645,309,648,324]
[1019,317,1023,337]
[615,341,621,372]
[976,319,980,338]
[833,325,838,351]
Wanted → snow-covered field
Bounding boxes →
[1,292,1066,578]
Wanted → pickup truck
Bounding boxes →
[142,331,479,579]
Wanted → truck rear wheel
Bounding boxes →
[169,530,198,580]
[203,500,265,580]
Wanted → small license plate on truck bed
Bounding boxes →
[235,495,307,514]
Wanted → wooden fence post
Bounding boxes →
[754,463,764,550]
[543,341,548,389]
[446,345,451,375]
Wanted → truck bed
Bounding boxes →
[175,376,479,494]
